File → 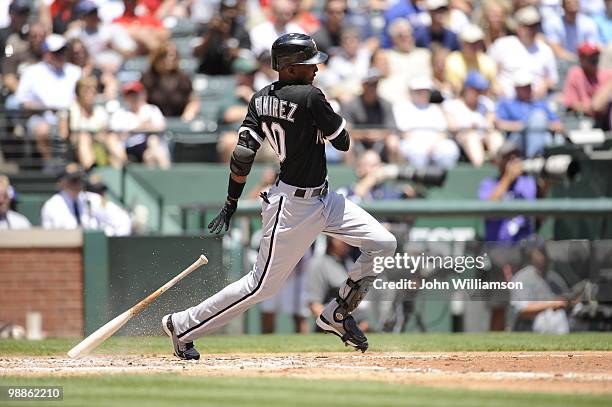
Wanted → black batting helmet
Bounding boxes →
[271,33,328,71]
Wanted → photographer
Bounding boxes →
[193,0,251,75]
[478,141,537,242]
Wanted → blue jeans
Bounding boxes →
[508,110,552,158]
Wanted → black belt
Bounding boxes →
[294,181,328,198]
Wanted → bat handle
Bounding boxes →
[199,254,209,265]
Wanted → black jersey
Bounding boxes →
[239,81,346,188]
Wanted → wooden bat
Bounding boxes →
[67,255,208,358]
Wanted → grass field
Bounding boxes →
[1,375,610,407]
[2,333,611,407]
[2,332,611,356]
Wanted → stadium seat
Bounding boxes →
[556,60,574,91]
[180,58,199,74]
[164,16,198,38]
[122,56,150,74]
[193,75,236,98]
[173,36,197,57]
[198,99,222,121]
[8,171,58,194]
[165,118,220,162]
[561,113,595,131]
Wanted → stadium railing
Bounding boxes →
[0,108,70,170]
[180,198,612,232]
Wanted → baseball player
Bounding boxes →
[163,33,397,360]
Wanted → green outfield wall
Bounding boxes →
[83,233,225,335]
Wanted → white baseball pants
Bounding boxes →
[172,180,396,343]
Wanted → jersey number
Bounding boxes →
[261,122,286,162]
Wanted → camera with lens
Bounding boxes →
[521,155,581,181]
[382,165,447,187]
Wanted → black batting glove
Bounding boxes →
[208,198,237,234]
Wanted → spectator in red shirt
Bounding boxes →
[48,0,80,34]
[563,42,612,129]
[113,0,169,54]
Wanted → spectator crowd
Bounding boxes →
[0,0,609,173]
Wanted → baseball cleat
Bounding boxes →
[162,314,200,360]
[316,313,369,353]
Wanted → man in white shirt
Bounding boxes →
[65,0,137,72]
[249,0,305,57]
[393,76,459,169]
[41,163,132,235]
[488,6,558,99]
[385,18,432,103]
[15,34,82,167]
[110,81,171,169]
[85,174,131,236]
[0,175,31,230]
[41,163,102,230]
[319,27,371,103]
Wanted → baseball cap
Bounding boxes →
[425,0,448,11]
[460,24,484,43]
[122,81,144,95]
[58,163,85,181]
[76,0,99,16]
[363,68,382,84]
[514,6,541,26]
[221,0,238,8]
[43,34,68,53]
[463,71,489,91]
[9,0,31,14]
[409,76,433,91]
[577,42,600,57]
[512,70,534,87]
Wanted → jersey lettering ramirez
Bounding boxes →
[239,82,346,188]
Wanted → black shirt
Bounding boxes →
[142,70,193,117]
[311,26,341,57]
[240,82,345,188]
[196,25,250,75]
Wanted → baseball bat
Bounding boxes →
[67,254,208,358]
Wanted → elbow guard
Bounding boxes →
[230,130,258,176]
[330,129,350,152]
